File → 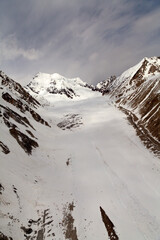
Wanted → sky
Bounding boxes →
[0,0,160,85]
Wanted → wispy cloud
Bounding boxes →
[0,0,160,84]
[0,34,40,62]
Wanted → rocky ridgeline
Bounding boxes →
[0,71,50,155]
[97,57,160,155]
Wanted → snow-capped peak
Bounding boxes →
[27,72,86,94]
[26,72,99,102]
[118,56,160,83]
[31,72,84,90]
[97,56,160,95]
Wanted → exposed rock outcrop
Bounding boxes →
[99,57,160,155]
[0,71,50,154]
[0,141,10,154]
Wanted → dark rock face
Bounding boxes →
[84,83,99,92]
[0,104,38,154]
[61,202,78,240]
[97,76,116,95]
[29,108,50,127]
[0,141,10,154]
[0,71,50,155]
[2,91,49,127]
[131,59,160,86]
[0,232,12,240]
[114,60,160,143]
[1,104,34,129]
[0,71,39,107]
[46,86,76,99]
[57,114,83,130]
[0,184,4,194]
[21,226,33,235]
[100,206,119,240]
[20,209,55,240]
[120,106,160,157]
[10,127,38,155]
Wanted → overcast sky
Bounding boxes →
[0,0,160,85]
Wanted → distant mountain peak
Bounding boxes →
[27,72,99,100]
[97,56,160,94]
[132,56,160,79]
[34,72,68,81]
[117,56,160,85]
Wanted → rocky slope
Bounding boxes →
[98,57,160,155]
[0,71,50,155]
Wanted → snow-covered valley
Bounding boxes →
[1,91,160,240]
[0,56,160,239]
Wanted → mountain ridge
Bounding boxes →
[0,71,50,155]
[0,56,160,240]
[1,56,159,155]
[97,56,160,155]
[26,72,99,101]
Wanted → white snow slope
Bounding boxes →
[1,88,160,240]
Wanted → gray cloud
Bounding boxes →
[0,0,160,84]
[0,34,40,62]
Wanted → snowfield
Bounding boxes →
[1,92,160,240]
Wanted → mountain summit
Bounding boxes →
[97,56,160,94]
[26,72,98,101]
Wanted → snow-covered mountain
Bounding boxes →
[98,56,160,155]
[98,56,160,94]
[26,73,98,104]
[0,58,160,240]
[97,75,117,94]
[0,71,50,155]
